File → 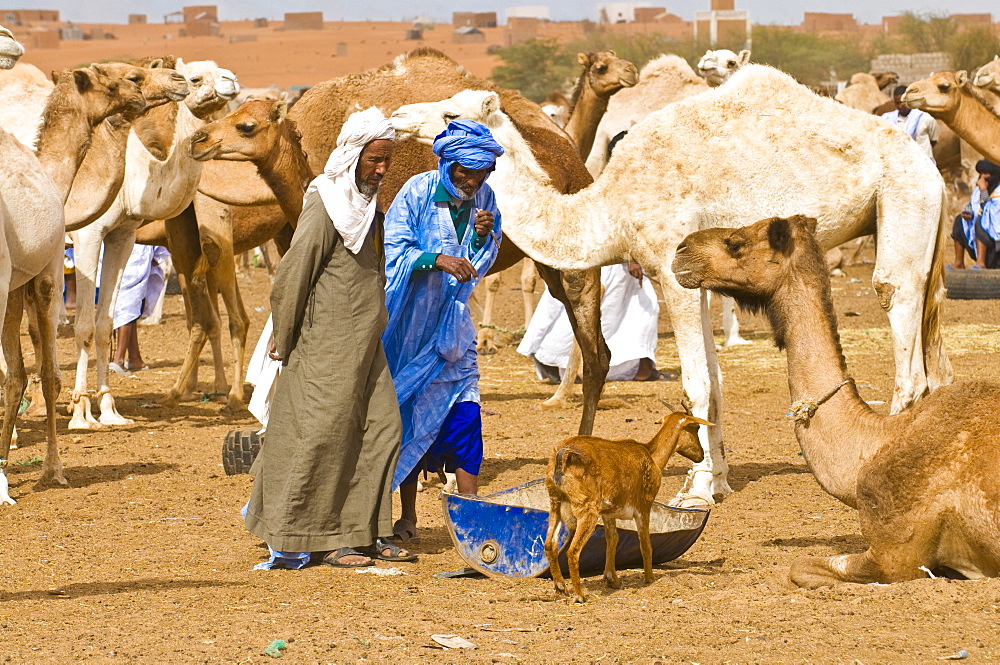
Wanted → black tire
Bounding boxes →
[222,429,263,475]
[945,269,1000,299]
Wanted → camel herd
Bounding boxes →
[1,24,1000,586]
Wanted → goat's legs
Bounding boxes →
[544,497,568,595]
[602,518,621,589]
[635,510,654,584]
[567,510,599,603]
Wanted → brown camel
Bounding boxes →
[477,50,636,357]
[673,215,1000,587]
[902,70,1000,164]
[185,47,612,436]
[0,62,173,492]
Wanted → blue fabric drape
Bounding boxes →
[433,120,504,199]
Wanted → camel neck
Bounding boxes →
[773,271,886,507]
[35,82,94,201]
[949,90,1000,163]
[563,83,609,160]
[257,133,313,223]
[483,115,620,271]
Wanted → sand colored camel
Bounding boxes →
[541,90,570,127]
[476,51,636,356]
[674,215,1000,586]
[971,55,1000,113]
[67,59,240,430]
[0,62,51,147]
[903,71,1000,165]
[0,62,171,495]
[0,24,22,69]
[835,72,890,113]
[696,49,751,87]
[189,47,612,436]
[389,70,951,505]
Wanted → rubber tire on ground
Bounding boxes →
[222,429,263,475]
[945,269,1000,299]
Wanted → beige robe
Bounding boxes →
[244,191,401,553]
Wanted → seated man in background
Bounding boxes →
[951,159,1000,269]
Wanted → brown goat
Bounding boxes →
[543,412,711,602]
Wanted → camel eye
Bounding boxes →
[190,76,203,85]
[938,84,949,93]
[127,74,142,83]
[236,122,256,134]
[724,237,745,255]
[595,64,607,73]
[443,112,458,121]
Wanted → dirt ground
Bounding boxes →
[2,246,1000,664]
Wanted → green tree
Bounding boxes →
[749,26,869,86]
[490,39,576,102]
[948,27,1000,74]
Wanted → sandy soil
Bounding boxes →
[2,245,999,664]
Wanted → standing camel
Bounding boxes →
[477,50,636,356]
[903,71,1000,164]
[191,47,612,437]
[673,215,1000,587]
[0,62,181,498]
[388,71,950,506]
[67,60,240,429]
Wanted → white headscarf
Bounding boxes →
[304,107,395,254]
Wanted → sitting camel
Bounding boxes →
[673,215,1000,587]
[696,49,751,87]
[903,71,1000,165]
[835,72,890,113]
[389,72,950,506]
[67,59,240,429]
[0,61,184,497]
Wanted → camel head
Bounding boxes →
[697,49,751,87]
[390,89,502,144]
[176,59,241,120]
[902,71,968,116]
[190,99,291,163]
[0,24,24,69]
[50,64,149,125]
[96,59,190,115]
[673,215,823,318]
[574,51,638,99]
[869,71,899,91]
[541,90,569,127]
[973,55,1000,93]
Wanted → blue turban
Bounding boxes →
[432,120,505,199]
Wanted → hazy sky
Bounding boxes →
[7,0,997,26]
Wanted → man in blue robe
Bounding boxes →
[382,120,504,543]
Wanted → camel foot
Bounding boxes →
[162,389,192,408]
[669,469,730,507]
[722,336,752,347]
[38,464,68,487]
[476,339,499,355]
[68,396,102,430]
[97,392,134,426]
[10,426,17,450]
[221,395,245,415]
[536,396,573,411]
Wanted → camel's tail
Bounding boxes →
[922,189,954,390]
[192,253,211,279]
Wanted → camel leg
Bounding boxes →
[520,258,538,325]
[210,258,250,413]
[68,227,103,430]
[0,290,27,478]
[789,550,890,588]
[536,264,608,436]
[257,242,276,279]
[29,260,66,485]
[93,225,137,426]
[540,342,582,410]
[659,267,728,506]
[476,272,502,355]
[849,235,871,265]
[720,296,750,347]
[23,295,47,418]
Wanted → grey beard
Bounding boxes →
[358,181,378,198]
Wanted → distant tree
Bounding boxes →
[949,27,1000,75]
[490,39,576,102]
[749,26,869,86]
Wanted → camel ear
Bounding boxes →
[72,68,94,93]
[481,92,501,117]
[956,70,968,86]
[767,217,794,255]
[149,58,165,69]
[51,70,59,84]
[577,52,591,67]
[738,49,751,64]
[269,100,288,122]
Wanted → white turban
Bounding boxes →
[304,107,395,254]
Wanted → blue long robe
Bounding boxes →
[382,171,502,490]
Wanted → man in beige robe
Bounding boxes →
[243,108,415,569]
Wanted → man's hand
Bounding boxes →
[435,254,478,283]
[474,209,494,237]
[627,262,644,285]
[267,336,283,361]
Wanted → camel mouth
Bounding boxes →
[165,88,190,102]
[0,54,19,70]
[190,138,221,161]
[671,269,701,289]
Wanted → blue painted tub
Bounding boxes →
[441,479,710,578]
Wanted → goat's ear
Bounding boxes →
[956,70,969,86]
[577,52,591,67]
[738,49,751,64]
[767,217,794,255]
[680,415,714,429]
[269,99,288,122]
